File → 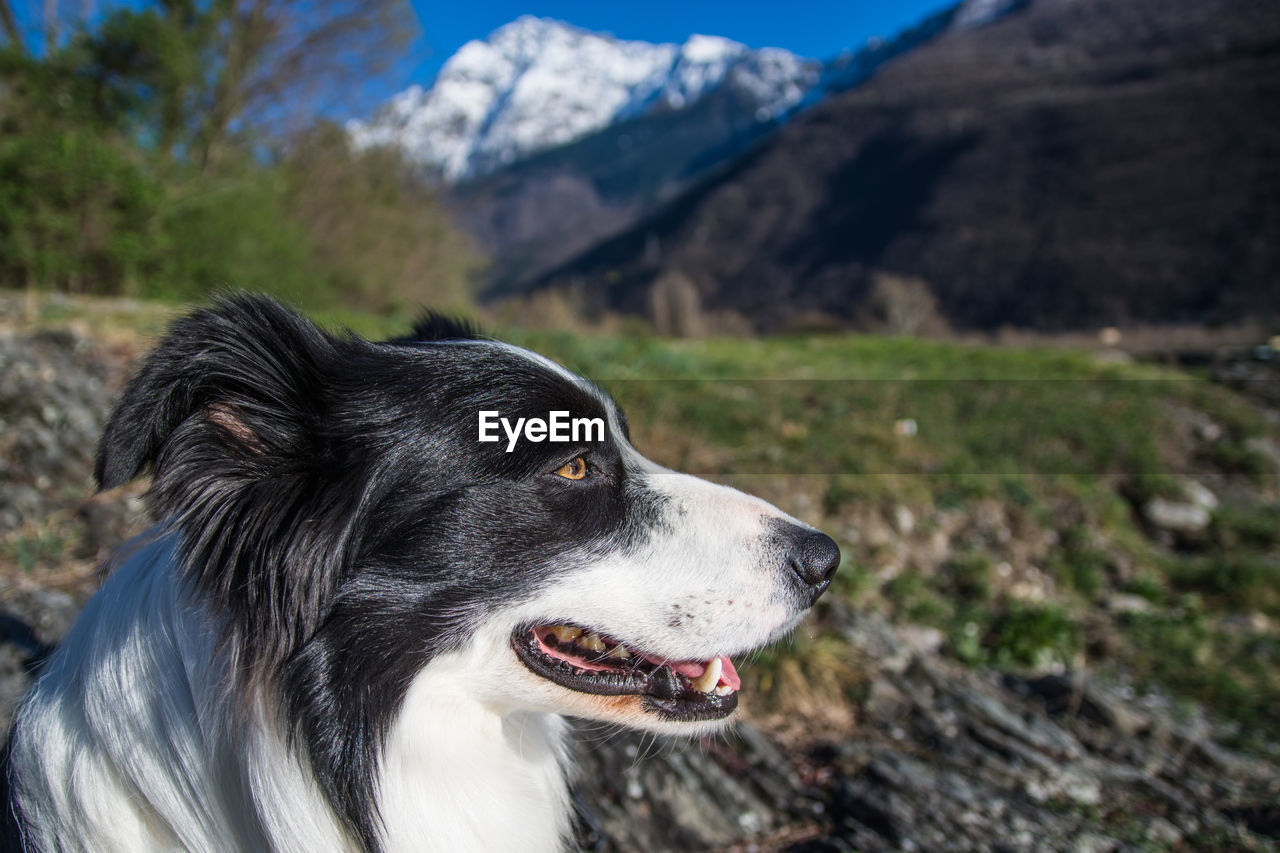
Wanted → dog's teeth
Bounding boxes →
[550,625,582,644]
[691,657,722,694]
[714,685,734,697]
[580,633,606,653]
[607,644,631,660]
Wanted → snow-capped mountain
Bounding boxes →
[348,16,819,181]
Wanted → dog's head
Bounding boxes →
[98,294,838,841]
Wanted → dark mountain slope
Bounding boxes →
[451,83,794,291]
[459,8,962,294]
[530,0,1280,331]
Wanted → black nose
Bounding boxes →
[787,529,840,605]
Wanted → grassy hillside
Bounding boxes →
[5,293,1278,750]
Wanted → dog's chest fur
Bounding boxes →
[378,661,572,852]
[9,536,573,853]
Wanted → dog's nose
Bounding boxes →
[787,529,840,605]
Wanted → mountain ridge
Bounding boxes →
[441,6,977,293]
[348,2,1056,304]
[525,0,1280,332]
[348,16,819,181]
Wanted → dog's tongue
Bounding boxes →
[667,656,741,691]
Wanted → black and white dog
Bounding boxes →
[4,295,838,852]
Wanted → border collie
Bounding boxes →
[3,295,839,852]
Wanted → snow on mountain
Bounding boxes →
[347,16,818,181]
[952,0,1027,30]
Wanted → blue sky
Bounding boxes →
[405,1,954,83]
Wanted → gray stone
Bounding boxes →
[1245,436,1280,472]
[1142,498,1210,533]
[1179,479,1219,512]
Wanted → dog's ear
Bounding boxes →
[95,293,330,490]
[97,294,365,674]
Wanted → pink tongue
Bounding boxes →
[666,656,741,691]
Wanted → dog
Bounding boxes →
[3,295,839,852]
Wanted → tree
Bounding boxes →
[80,0,417,169]
[862,271,949,336]
[0,2,22,52]
[0,42,163,292]
[0,0,473,312]
[282,122,480,313]
[0,0,102,56]
[647,269,707,337]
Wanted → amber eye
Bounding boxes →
[555,457,587,480]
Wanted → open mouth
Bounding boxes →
[512,623,742,721]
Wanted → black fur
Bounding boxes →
[1,739,28,853]
[392,312,482,343]
[92,294,662,852]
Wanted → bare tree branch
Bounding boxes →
[186,0,416,169]
[0,0,25,52]
[44,0,57,52]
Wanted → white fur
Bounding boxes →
[10,533,574,853]
[376,655,572,853]
[10,534,344,852]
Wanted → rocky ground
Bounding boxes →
[574,606,1280,851]
[1,317,1277,851]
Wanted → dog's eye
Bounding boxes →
[555,457,588,480]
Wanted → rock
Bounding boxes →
[0,640,40,730]
[1142,498,1210,533]
[1179,479,1219,512]
[0,591,69,727]
[895,625,945,658]
[949,677,1083,761]
[1105,593,1155,615]
[75,488,148,561]
[892,505,915,536]
[836,608,912,674]
[1195,421,1224,443]
[0,585,81,644]
[570,724,821,852]
[1143,816,1183,846]
[0,328,128,535]
[1245,436,1280,472]
[1019,673,1150,738]
[864,679,911,725]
